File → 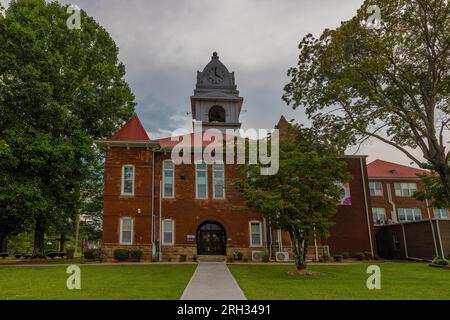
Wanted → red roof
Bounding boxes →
[111,114,150,141]
[367,159,428,179]
[156,131,235,148]
[277,116,289,130]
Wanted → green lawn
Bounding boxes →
[0,264,196,300]
[229,262,450,300]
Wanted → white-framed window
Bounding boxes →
[434,208,449,219]
[369,182,383,196]
[249,221,262,247]
[120,217,133,244]
[398,208,422,222]
[163,160,174,198]
[213,162,225,199]
[195,161,208,199]
[121,165,135,195]
[162,219,174,245]
[394,182,417,197]
[372,208,387,224]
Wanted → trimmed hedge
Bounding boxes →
[333,254,343,262]
[83,249,96,260]
[432,257,449,266]
[354,252,365,261]
[0,253,9,259]
[46,251,59,259]
[130,250,143,261]
[113,249,130,261]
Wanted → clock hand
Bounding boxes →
[214,68,223,79]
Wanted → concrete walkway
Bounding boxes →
[180,261,246,300]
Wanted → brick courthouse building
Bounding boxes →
[96,53,376,261]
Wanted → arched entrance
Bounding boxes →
[196,221,226,255]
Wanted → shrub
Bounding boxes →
[333,254,343,262]
[130,250,143,261]
[227,256,234,263]
[0,253,8,259]
[66,248,75,259]
[355,252,365,261]
[341,252,350,259]
[262,253,270,263]
[83,249,96,260]
[179,254,187,262]
[23,254,31,259]
[46,251,59,259]
[14,254,22,259]
[113,249,130,261]
[232,252,243,261]
[432,257,448,266]
[446,254,450,260]
[321,254,331,262]
[95,248,108,262]
[58,252,67,258]
[364,251,373,260]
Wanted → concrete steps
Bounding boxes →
[197,255,227,262]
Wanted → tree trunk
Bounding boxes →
[0,234,7,253]
[441,169,450,204]
[59,233,66,252]
[33,218,45,257]
[289,228,308,270]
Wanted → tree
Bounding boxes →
[415,174,450,209]
[0,0,135,255]
[283,0,450,202]
[233,125,350,270]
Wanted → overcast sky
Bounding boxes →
[1,0,426,166]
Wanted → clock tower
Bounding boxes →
[191,52,243,132]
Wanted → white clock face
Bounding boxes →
[207,67,226,84]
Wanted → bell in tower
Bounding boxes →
[190,52,244,132]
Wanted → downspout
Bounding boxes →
[400,223,409,259]
[151,150,155,257]
[268,226,273,259]
[426,199,439,258]
[278,229,283,252]
[387,184,397,222]
[360,158,374,258]
[436,219,445,258]
[159,180,162,262]
[313,227,319,262]
[262,217,267,254]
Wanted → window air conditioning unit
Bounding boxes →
[275,251,289,262]
[251,251,263,261]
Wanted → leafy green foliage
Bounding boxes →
[0,0,135,255]
[130,250,143,261]
[415,174,450,209]
[233,124,350,269]
[284,0,450,201]
[113,249,130,261]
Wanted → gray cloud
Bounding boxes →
[1,0,426,165]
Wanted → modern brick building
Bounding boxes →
[367,159,449,224]
[96,52,376,261]
[368,159,449,260]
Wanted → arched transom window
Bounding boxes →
[208,105,226,122]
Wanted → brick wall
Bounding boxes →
[102,147,376,260]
